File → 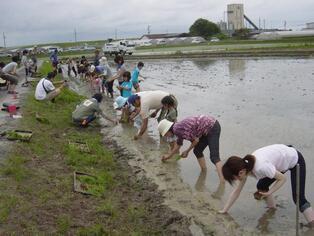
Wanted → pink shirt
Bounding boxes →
[173,115,216,145]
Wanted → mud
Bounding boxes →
[97,57,314,235]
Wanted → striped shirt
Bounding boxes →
[173,115,216,145]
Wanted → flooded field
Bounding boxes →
[102,57,314,235]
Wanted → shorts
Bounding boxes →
[193,120,221,164]
[0,72,18,85]
[132,81,139,89]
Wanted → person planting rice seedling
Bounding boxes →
[219,144,314,228]
[72,93,118,127]
[125,90,175,140]
[158,115,224,184]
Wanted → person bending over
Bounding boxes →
[219,144,314,228]
[158,115,224,183]
[72,93,117,127]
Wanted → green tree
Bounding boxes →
[189,18,220,39]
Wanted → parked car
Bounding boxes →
[210,37,220,42]
[138,41,152,47]
[83,46,96,51]
[65,47,83,52]
[0,52,11,58]
[191,38,203,44]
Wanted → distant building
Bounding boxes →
[305,22,314,30]
[217,21,227,31]
[227,4,244,30]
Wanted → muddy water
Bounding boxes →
[100,58,314,235]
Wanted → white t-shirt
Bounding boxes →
[137,90,169,119]
[21,55,28,67]
[252,144,298,180]
[35,78,55,100]
[2,62,17,73]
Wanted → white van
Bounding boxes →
[102,41,134,56]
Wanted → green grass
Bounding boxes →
[23,40,107,49]
[0,61,180,235]
[56,215,71,234]
[0,194,18,223]
[0,155,30,182]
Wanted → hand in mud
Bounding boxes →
[218,210,227,214]
[181,150,189,158]
[134,134,140,140]
[161,155,170,162]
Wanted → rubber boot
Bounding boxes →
[303,207,314,227]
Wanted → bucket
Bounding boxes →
[8,105,17,115]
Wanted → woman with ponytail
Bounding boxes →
[219,144,314,227]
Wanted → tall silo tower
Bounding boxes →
[227,4,244,30]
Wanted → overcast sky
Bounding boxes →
[1,0,313,47]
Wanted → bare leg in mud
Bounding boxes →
[197,157,207,171]
[215,161,225,184]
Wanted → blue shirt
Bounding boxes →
[131,67,140,84]
[121,81,133,98]
[50,52,58,63]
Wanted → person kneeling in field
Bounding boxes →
[35,71,66,101]
[158,115,224,184]
[72,93,118,127]
[219,144,314,228]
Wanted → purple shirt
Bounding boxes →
[173,115,216,145]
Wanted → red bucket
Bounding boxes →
[8,105,17,115]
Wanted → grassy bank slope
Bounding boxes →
[0,62,189,235]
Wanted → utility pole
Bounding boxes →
[3,32,6,48]
[147,25,151,35]
[263,19,266,29]
[284,20,287,30]
[74,28,77,42]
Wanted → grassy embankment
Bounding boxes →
[0,62,176,234]
[136,37,314,52]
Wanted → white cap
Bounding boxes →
[113,96,128,110]
[89,65,95,73]
[158,119,174,136]
[99,56,108,65]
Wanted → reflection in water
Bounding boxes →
[192,59,217,70]
[256,208,276,233]
[228,59,246,80]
